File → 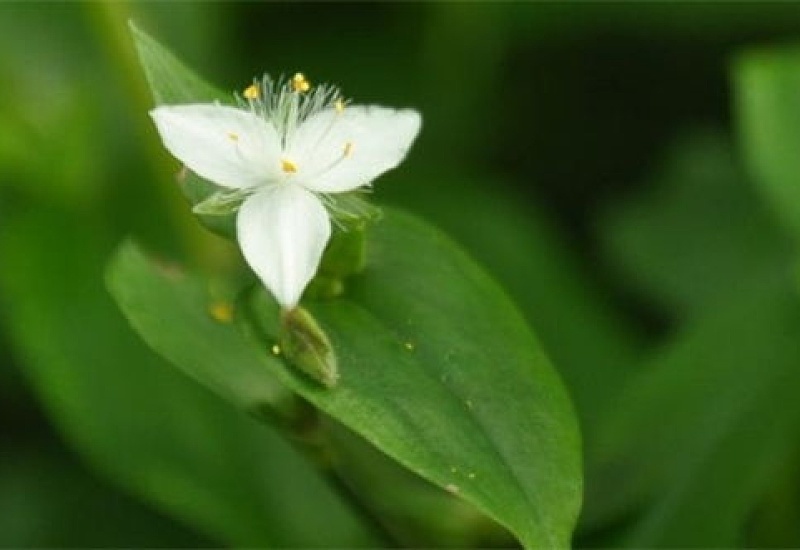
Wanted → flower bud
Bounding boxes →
[280,306,339,387]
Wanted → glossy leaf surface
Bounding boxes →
[108,209,583,548]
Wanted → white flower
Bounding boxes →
[150,73,421,309]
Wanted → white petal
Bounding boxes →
[288,106,421,193]
[151,104,281,189]
[236,185,331,308]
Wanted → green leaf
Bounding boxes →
[324,419,518,547]
[107,208,583,548]
[587,274,800,546]
[0,208,378,548]
[130,21,225,105]
[381,172,642,436]
[734,45,800,241]
[130,22,240,244]
[599,130,792,320]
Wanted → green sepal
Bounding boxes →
[314,193,381,285]
[175,170,237,239]
[329,192,383,227]
[320,226,367,278]
[192,189,249,217]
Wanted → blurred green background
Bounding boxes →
[5,2,800,547]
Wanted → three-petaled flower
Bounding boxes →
[151,73,421,309]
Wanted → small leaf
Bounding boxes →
[131,23,242,241]
[734,45,800,241]
[107,208,583,549]
[130,21,225,105]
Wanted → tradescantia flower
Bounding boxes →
[151,73,421,310]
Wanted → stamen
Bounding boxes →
[292,72,311,93]
[227,132,239,142]
[307,141,354,181]
[281,159,299,173]
[243,84,260,100]
[335,98,346,113]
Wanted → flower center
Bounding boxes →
[238,73,355,181]
[281,159,298,173]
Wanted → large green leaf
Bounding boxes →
[0,208,378,548]
[734,45,800,241]
[381,172,642,436]
[585,274,800,546]
[598,130,792,320]
[108,208,583,548]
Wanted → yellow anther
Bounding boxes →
[281,159,298,173]
[208,302,234,323]
[243,84,260,100]
[335,98,346,113]
[227,132,239,142]
[343,141,354,158]
[292,72,311,93]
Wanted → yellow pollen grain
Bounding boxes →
[281,159,298,173]
[208,302,234,323]
[292,72,311,93]
[227,132,239,142]
[243,84,260,100]
[335,98,346,113]
[271,344,282,356]
[343,141,354,157]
